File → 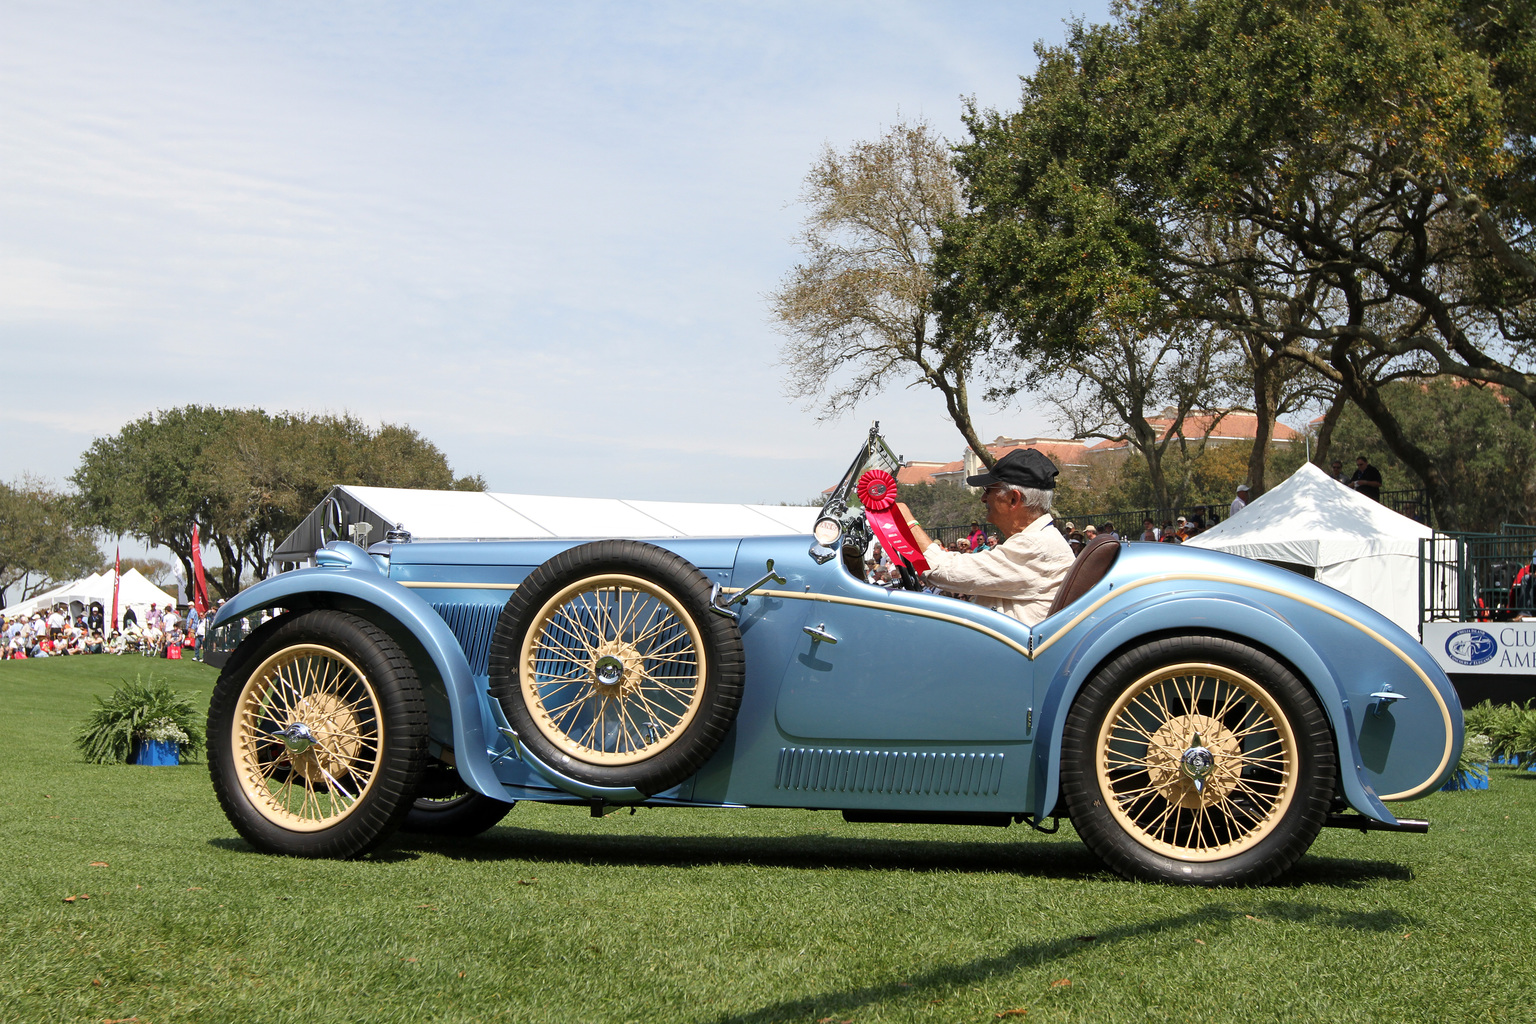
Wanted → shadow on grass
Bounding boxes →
[207,836,422,863]
[399,827,1106,879]
[379,826,1412,887]
[699,900,1419,1024]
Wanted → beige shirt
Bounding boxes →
[922,515,1076,625]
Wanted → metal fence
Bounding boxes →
[1420,526,1536,623]
[1381,488,1431,525]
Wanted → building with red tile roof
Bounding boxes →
[911,411,1299,490]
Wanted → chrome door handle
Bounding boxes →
[802,623,838,645]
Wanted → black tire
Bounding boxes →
[488,540,744,796]
[207,610,428,858]
[401,763,515,836]
[1060,636,1336,885]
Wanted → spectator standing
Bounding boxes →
[966,521,986,550]
[1099,521,1120,542]
[1140,518,1158,542]
[1350,456,1383,501]
[1230,483,1250,518]
[1330,459,1346,484]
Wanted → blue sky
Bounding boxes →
[2,0,1109,544]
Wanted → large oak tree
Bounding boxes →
[936,0,1536,528]
[73,407,484,598]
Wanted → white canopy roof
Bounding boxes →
[273,485,822,563]
[1185,462,1432,633]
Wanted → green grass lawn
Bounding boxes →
[1,657,1530,1024]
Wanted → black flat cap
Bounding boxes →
[966,448,1059,490]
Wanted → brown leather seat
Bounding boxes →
[1045,535,1122,619]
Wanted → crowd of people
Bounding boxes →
[3,600,208,660]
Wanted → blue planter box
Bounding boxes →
[1441,766,1490,791]
[130,739,180,766]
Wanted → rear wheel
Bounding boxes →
[1060,636,1335,885]
[207,610,428,858]
[402,763,515,836]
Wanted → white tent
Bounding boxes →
[1184,462,1433,634]
[5,568,177,628]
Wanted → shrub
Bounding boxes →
[1464,700,1531,762]
[1455,734,1493,785]
[75,675,205,764]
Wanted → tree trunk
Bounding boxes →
[934,375,997,469]
[1334,358,1455,529]
[1244,340,1291,499]
[1311,388,1348,469]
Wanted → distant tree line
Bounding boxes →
[1,407,483,607]
[775,0,1536,532]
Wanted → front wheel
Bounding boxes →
[1060,636,1336,885]
[207,610,428,858]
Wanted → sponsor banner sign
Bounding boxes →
[1422,621,1536,675]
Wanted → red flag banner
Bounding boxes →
[111,545,121,632]
[191,525,210,615]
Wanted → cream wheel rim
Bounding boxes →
[519,574,707,766]
[1095,662,1298,861]
[233,644,383,832]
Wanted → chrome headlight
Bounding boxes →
[813,516,844,547]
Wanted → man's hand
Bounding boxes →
[893,501,934,552]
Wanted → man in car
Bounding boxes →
[894,448,1075,625]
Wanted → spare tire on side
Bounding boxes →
[487,540,745,796]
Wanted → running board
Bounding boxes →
[1324,814,1429,834]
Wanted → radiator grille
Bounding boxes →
[429,602,502,676]
[774,747,1003,796]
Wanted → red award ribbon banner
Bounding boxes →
[857,469,929,572]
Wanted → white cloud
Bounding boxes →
[0,0,1101,517]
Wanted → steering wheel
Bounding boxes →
[895,560,922,592]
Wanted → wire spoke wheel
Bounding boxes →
[1061,637,1334,885]
[520,574,706,766]
[490,540,744,797]
[1097,662,1297,861]
[233,644,383,831]
[208,610,427,858]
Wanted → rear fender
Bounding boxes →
[210,568,511,802]
[1031,591,1395,825]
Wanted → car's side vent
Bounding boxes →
[774,747,1003,796]
[429,602,502,676]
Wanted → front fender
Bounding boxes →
[210,568,510,802]
[1030,590,1396,825]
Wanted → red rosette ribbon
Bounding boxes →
[857,469,929,572]
[856,468,898,512]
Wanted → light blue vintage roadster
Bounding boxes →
[205,430,1463,884]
